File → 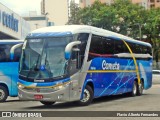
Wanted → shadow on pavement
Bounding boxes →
[22,93,149,110]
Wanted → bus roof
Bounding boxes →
[0,40,24,44]
[29,25,151,47]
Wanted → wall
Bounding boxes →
[0,3,30,39]
[42,0,68,25]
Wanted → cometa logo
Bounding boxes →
[102,60,120,70]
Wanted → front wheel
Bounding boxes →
[78,85,93,106]
[0,86,8,102]
[40,101,56,106]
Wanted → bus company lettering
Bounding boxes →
[102,60,120,70]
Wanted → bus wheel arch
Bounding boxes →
[0,84,9,102]
[78,82,94,106]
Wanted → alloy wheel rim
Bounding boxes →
[139,83,144,94]
[133,83,137,95]
[81,89,90,103]
[0,89,5,100]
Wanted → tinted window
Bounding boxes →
[13,46,22,62]
[88,34,152,61]
[0,44,22,62]
[0,44,12,62]
[77,33,89,57]
[153,71,160,74]
[88,35,128,61]
[127,42,152,55]
[69,33,89,75]
[114,40,128,54]
[77,33,89,66]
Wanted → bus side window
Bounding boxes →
[0,49,6,62]
[88,35,115,61]
[69,50,78,75]
[0,44,12,62]
[88,35,103,61]
[77,33,89,66]
[13,46,22,62]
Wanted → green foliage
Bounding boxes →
[67,0,80,24]
[76,0,146,39]
[68,0,160,63]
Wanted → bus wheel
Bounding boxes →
[78,85,93,106]
[137,81,144,96]
[40,101,56,105]
[0,86,8,102]
[129,81,138,97]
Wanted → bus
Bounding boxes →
[17,25,152,106]
[0,40,23,102]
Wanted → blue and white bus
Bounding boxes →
[0,40,23,102]
[17,25,152,106]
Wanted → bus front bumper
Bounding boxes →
[18,84,70,102]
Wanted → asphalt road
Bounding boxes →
[0,84,160,120]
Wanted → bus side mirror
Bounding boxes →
[65,41,81,60]
[10,43,23,60]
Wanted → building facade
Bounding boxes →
[23,11,49,31]
[131,0,160,9]
[80,0,160,9]
[0,2,30,39]
[41,0,69,26]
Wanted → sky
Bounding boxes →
[0,0,79,16]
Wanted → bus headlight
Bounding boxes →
[53,82,70,91]
[18,84,25,89]
[53,85,64,90]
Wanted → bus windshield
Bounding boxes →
[19,36,73,80]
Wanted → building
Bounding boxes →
[80,0,160,9]
[0,2,30,39]
[80,0,113,7]
[131,0,160,9]
[41,0,69,26]
[23,11,49,31]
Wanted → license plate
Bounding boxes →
[34,95,43,100]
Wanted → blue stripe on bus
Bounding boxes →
[18,77,70,87]
[27,32,72,38]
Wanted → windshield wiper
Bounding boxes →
[26,41,46,79]
[26,54,40,79]
[44,50,53,78]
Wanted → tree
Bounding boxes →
[143,8,160,66]
[78,0,146,38]
[68,0,160,66]
[67,0,80,24]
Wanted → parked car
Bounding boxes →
[152,70,160,84]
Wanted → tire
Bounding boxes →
[137,81,144,96]
[0,86,8,102]
[40,101,56,106]
[129,81,138,97]
[78,85,93,106]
